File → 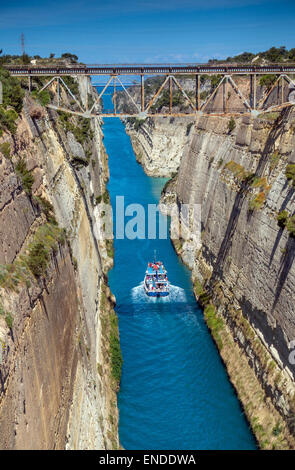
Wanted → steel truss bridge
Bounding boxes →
[5,63,295,118]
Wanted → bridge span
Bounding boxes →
[4,63,295,118]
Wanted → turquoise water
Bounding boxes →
[101,91,256,450]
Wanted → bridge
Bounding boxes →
[5,63,295,118]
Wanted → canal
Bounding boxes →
[100,90,256,450]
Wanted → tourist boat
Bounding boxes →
[144,256,169,297]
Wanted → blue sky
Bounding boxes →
[0,0,295,63]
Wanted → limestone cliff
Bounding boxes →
[0,77,120,449]
[127,106,295,449]
[124,117,194,177]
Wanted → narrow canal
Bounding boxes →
[100,90,256,450]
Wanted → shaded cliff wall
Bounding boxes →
[0,78,119,449]
[125,104,295,448]
[164,109,295,448]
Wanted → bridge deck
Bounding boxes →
[5,63,295,76]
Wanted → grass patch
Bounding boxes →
[224,160,252,182]
[0,142,11,159]
[249,191,266,211]
[204,304,224,350]
[109,311,123,386]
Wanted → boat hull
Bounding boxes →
[146,291,169,297]
[144,283,169,297]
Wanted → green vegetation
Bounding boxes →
[224,160,253,182]
[109,311,123,385]
[15,158,34,195]
[106,239,114,258]
[259,74,277,90]
[25,223,66,277]
[277,209,295,237]
[272,422,283,437]
[213,46,295,64]
[0,65,24,134]
[61,75,79,97]
[150,89,183,112]
[285,164,295,188]
[33,196,57,225]
[270,151,281,171]
[0,221,66,290]
[210,74,222,89]
[258,111,280,121]
[0,301,13,329]
[204,304,224,350]
[95,190,110,205]
[32,89,51,107]
[277,210,289,229]
[126,117,145,131]
[286,215,295,237]
[249,192,266,211]
[193,279,211,307]
[58,111,94,145]
[0,65,24,113]
[4,312,13,329]
[228,117,236,132]
[0,142,11,158]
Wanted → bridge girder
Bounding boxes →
[14,66,295,119]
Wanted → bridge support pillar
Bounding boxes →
[169,76,173,114]
[196,74,200,111]
[141,74,145,112]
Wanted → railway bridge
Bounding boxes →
[5,63,295,118]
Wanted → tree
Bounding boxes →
[61,53,78,63]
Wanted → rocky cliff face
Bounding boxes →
[127,105,295,448]
[0,78,120,449]
[125,117,194,177]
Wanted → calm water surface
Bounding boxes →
[101,90,256,450]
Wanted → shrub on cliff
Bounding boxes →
[15,158,34,195]
[228,117,236,133]
[259,74,277,90]
[286,216,295,237]
[0,65,24,113]
[285,164,295,188]
[249,192,266,211]
[277,210,289,229]
[32,89,50,107]
[25,223,66,277]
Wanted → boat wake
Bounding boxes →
[131,282,187,304]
